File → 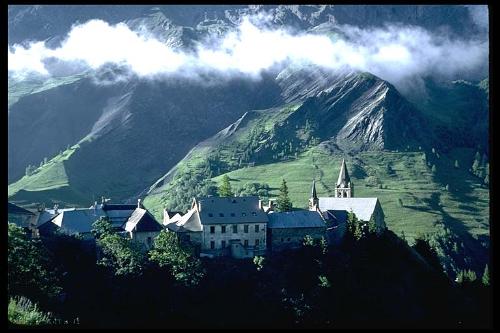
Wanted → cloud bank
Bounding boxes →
[8,15,488,87]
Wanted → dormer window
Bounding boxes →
[219,213,224,217]
[208,213,213,217]
[242,212,247,217]
[230,213,235,217]
[232,199,237,203]
[252,212,257,216]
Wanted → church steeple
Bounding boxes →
[309,179,319,210]
[335,158,353,198]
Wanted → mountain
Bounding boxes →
[141,69,488,277]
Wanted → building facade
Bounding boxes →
[165,196,268,258]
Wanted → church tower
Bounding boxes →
[309,179,319,211]
[335,158,353,198]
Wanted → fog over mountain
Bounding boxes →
[9,5,488,93]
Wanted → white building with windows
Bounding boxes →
[165,196,268,258]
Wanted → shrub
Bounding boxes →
[8,296,54,326]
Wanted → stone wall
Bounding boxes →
[201,222,267,255]
[130,230,161,251]
[268,227,326,252]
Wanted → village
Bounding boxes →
[8,159,386,258]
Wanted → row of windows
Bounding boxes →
[207,212,258,217]
[209,238,265,249]
[209,224,263,234]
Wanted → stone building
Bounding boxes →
[123,206,163,251]
[165,196,268,258]
[35,199,161,244]
[309,159,386,243]
[267,210,326,252]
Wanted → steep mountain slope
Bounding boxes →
[8,74,284,205]
[8,5,488,211]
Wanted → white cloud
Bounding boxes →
[8,16,488,86]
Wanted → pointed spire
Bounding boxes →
[311,179,318,199]
[337,158,351,187]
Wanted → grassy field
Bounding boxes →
[7,145,90,207]
[8,74,85,108]
[206,146,489,246]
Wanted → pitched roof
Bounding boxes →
[268,210,326,229]
[336,158,351,187]
[166,211,183,218]
[124,208,163,233]
[36,211,58,227]
[165,208,202,232]
[102,207,136,227]
[8,202,35,215]
[318,197,378,221]
[196,196,268,225]
[52,208,107,234]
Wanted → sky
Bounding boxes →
[8,6,489,91]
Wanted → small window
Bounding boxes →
[219,213,224,217]
[244,225,249,233]
[287,238,291,242]
[255,239,259,246]
[232,225,237,233]
[244,240,249,247]
[208,213,213,217]
[210,241,215,249]
[210,226,215,234]
[230,213,235,217]
[255,225,259,232]
[232,199,237,203]
[221,226,226,233]
[252,212,257,216]
[221,240,226,248]
[242,212,247,217]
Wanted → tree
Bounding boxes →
[25,164,35,177]
[456,269,477,285]
[253,256,265,271]
[91,217,113,239]
[149,230,205,286]
[482,264,490,286]
[318,275,331,288]
[413,235,441,272]
[400,230,407,244]
[218,174,234,197]
[276,179,292,212]
[97,233,146,276]
[367,216,378,235]
[303,235,315,247]
[8,224,61,301]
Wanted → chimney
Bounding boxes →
[137,198,142,208]
[258,200,263,210]
[53,204,59,214]
[198,201,202,212]
[268,200,274,208]
[37,203,44,212]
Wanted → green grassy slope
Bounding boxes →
[8,74,85,108]
[8,145,89,207]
